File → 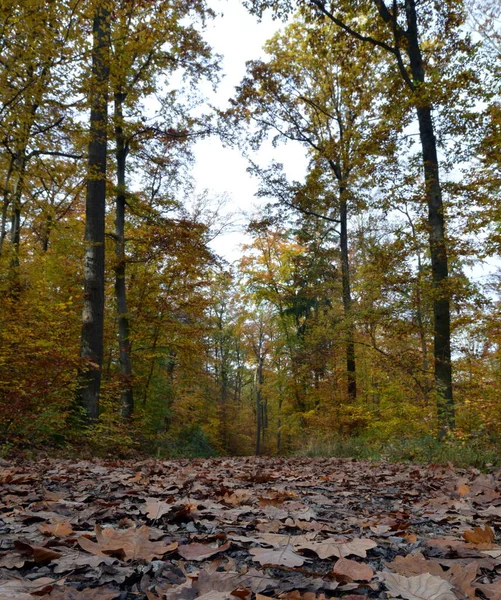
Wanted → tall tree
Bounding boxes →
[77,1,111,420]
[245,0,479,433]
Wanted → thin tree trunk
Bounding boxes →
[8,156,27,295]
[0,156,15,256]
[255,355,264,456]
[404,0,454,434]
[77,3,111,421]
[339,187,356,401]
[114,91,134,420]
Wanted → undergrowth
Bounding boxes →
[296,433,501,469]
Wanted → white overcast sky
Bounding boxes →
[191,0,308,262]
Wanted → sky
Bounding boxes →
[190,0,308,263]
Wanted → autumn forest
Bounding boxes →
[0,0,500,462]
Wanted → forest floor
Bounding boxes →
[0,457,500,600]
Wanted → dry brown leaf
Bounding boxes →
[250,545,305,567]
[279,592,328,600]
[333,558,374,581]
[38,521,74,537]
[462,525,495,545]
[13,540,62,564]
[444,562,478,598]
[457,484,471,497]
[477,581,501,600]
[299,538,377,559]
[142,498,171,520]
[78,525,177,561]
[386,553,445,577]
[382,571,457,600]
[178,540,231,561]
[0,576,55,599]
[39,587,121,599]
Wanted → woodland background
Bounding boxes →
[0,0,500,463]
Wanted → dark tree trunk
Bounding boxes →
[0,156,15,256]
[339,187,356,401]
[114,91,134,420]
[77,4,111,421]
[404,0,454,434]
[255,354,264,456]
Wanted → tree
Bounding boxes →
[244,0,480,434]
[77,1,111,421]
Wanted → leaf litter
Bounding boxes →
[0,457,499,599]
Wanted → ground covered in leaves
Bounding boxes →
[0,457,500,600]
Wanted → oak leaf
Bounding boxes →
[299,538,377,559]
[78,525,177,561]
[38,521,74,537]
[13,540,62,564]
[386,553,445,577]
[382,571,457,600]
[462,525,495,545]
[250,545,305,567]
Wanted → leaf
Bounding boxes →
[333,558,374,581]
[39,587,121,599]
[78,525,177,561]
[444,563,478,598]
[477,582,501,600]
[462,525,495,544]
[38,521,74,537]
[0,576,55,599]
[386,553,445,577]
[13,540,62,564]
[381,571,457,600]
[299,538,377,559]
[142,498,172,520]
[250,545,305,567]
[177,540,231,561]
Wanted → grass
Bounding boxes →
[296,434,501,469]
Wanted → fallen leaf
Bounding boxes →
[250,545,305,567]
[386,553,445,577]
[477,581,501,600]
[38,521,74,537]
[178,541,231,561]
[382,571,457,600]
[462,525,495,544]
[39,587,120,599]
[333,558,374,581]
[78,525,177,561]
[299,538,377,559]
[13,540,62,564]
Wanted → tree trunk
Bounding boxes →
[339,187,356,401]
[114,91,134,420]
[77,3,111,421]
[255,354,264,456]
[404,0,454,434]
[0,156,15,256]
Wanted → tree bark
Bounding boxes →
[114,91,134,420]
[403,0,454,434]
[77,3,111,421]
[339,187,356,401]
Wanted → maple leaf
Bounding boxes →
[78,525,177,561]
[298,537,377,559]
[381,571,457,600]
[250,544,305,567]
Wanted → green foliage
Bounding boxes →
[156,425,216,458]
[297,433,500,469]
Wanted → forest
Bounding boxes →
[0,0,500,463]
